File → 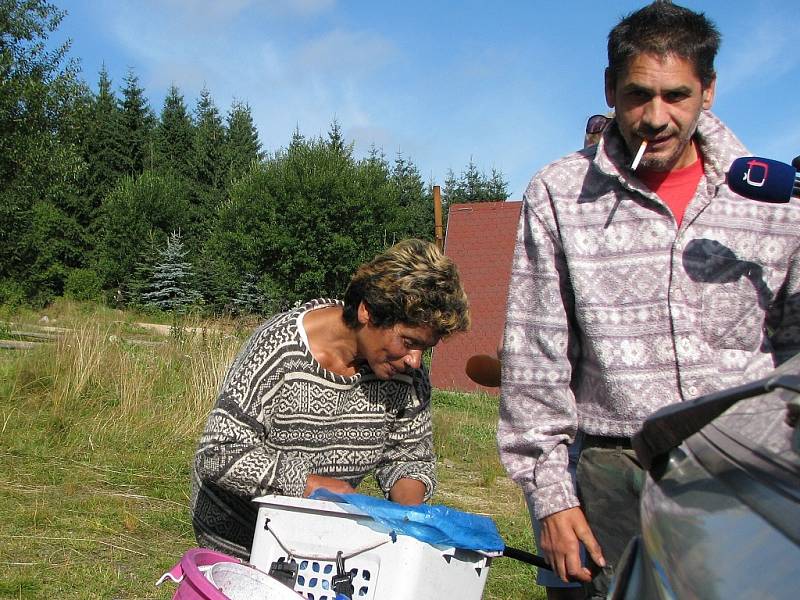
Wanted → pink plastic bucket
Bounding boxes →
[157,548,240,599]
[157,548,304,600]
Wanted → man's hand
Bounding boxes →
[388,478,426,505]
[540,506,605,583]
[303,475,355,497]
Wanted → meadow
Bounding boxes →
[0,301,543,599]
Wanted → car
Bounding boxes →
[609,353,800,599]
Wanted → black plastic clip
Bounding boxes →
[268,559,298,589]
[332,551,354,599]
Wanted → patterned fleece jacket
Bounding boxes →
[498,111,800,519]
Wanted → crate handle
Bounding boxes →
[264,519,392,561]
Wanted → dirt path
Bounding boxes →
[131,322,212,337]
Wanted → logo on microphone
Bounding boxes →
[743,159,769,188]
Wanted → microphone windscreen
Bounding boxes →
[727,157,796,203]
[465,354,501,388]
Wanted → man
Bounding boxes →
[498,2,800,599]
[523,111,614,600]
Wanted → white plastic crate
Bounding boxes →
[249,495,494,600]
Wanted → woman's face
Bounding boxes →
[356,303,439,380]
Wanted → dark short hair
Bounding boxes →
[342,239,470,338]
[607,1,720,88]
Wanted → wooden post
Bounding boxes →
[433,185,444,251]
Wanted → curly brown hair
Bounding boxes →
[342,238,470,338]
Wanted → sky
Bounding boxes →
[50,0,800,200]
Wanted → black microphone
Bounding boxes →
[727,156,799,203]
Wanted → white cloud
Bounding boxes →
[293,28,396,77]
[283,0,336,17]
[257,43,286,80]
[159,0,257,22]
[156,0,335,22]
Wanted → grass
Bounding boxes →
[0,301,544,599]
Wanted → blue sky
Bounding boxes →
[51,0,800,200]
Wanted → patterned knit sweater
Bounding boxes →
[498,111,800,520]
[191,299,436,558]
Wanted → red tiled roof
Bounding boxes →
[430,200,522,395]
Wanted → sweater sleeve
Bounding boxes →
[194,326,312,499]
[497,177,581,520]
[374,368,436,502]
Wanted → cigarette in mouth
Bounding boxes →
[631,140,647,171]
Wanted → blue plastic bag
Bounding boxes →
[309,489,505,552]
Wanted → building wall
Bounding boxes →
[429,201,521,395]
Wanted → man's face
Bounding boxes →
[605,53,715,172]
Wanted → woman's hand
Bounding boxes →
[303,474,356,497]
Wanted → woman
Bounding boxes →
[191,238,470,559]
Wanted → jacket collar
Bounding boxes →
[593,111,749,187]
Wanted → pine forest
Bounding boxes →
[1,0,510,315]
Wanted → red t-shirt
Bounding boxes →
[638,158,704,226]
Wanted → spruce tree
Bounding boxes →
[119,69,156,175]
[224,100,262,184]
[486,168,510,201]
[441,169,459,212]
[230,273,265,316]
[289,126,305,151]
[357,146,397,246]
[391,151,434,240]
[155,84,194,178]
[442,159,510,205]
[191,87,226,233]
[462,158,484,201]
[192,87,226,190]
[83,66,127,211]
[141,230,200,312]
[327,118,351,157]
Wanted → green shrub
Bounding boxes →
[64,268,103,301]
[0,278,27,308]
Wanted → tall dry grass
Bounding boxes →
[6,306,244,450]
[80,325,234,437]
[0,303,252,598]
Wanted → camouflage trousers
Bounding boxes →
[576,438,645,599]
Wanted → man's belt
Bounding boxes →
[581,434,633,449]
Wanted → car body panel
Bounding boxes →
[612,355,800,599]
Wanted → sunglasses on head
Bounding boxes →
[586,114,611,135]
